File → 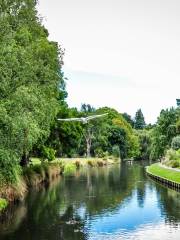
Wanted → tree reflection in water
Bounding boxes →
[0,162,180,240]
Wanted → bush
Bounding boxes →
[169,160,180,168]
[41,146,56,162]
[166,149,180,161]
[171,136,180,150]
[0,149,22,184]
[94,148,107,158]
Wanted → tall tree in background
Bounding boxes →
[134,109,146,129]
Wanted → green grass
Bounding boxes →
[31,157,119,167]
[0,198,8,212]
[147,163,180,183]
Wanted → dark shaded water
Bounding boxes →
[0,162,180,240]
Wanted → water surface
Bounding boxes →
[0,162,180,240]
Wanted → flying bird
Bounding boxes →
[57,113,108,124]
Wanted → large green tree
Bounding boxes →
[0,0,65,182]
[150,108,179,160]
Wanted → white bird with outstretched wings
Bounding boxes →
[57,113,108,124]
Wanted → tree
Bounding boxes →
[122,113,134,127]
[135,130,151,160]
[134,109,146,129]
[177,99,180,107]
[0,0,66,182]
[171,136,180,150]
[81,103,95,113]
[150,108,179,160]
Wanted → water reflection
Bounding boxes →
[0,162,180,240]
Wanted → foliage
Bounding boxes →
[45,106,83,157]
[122,113,134,127]
[166,149,180,161]
[167,160,180,168]
[135,130,151,160]
[94,148,107,158]
[150,108,179,160]
[42,105,141,160]
[0,149,22,184]
[41,146,56,162]
[112,117,140,159]
[0,0,66,182]
[134,109,146,129]
[0,198,8,212]
[171,136,180,150]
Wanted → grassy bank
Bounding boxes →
[147,163,180,183]
[0,157,119,209]
[23,162,62,187]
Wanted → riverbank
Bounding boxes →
[146,163,180,187]
[0,157,119,212]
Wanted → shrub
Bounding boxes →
[0,149,22,184]
[166,149,180,161]
[94,148,107,158]
[169,160,180,168]
[41,146,56,162]
[171,136,180,150]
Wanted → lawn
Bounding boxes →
[147,163,180,183]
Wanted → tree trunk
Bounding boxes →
[85,127,92,158]
[20,128,30,167]
[86,139,91,158]
[20,153,30,167]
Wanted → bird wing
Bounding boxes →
[86,113,108,120]
[57,118,82,122]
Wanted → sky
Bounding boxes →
[37,0,180,123]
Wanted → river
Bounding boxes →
[0,161,180,240]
